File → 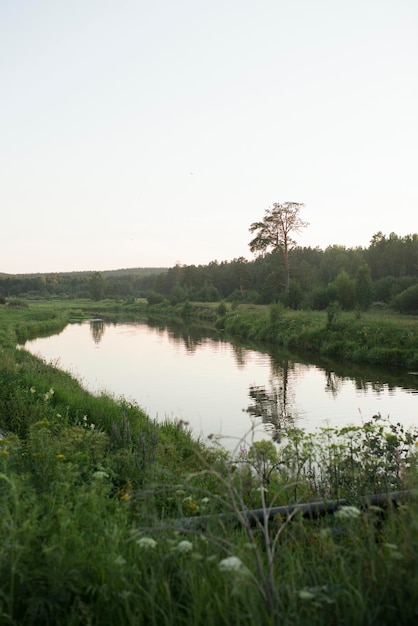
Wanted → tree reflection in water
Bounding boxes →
[325,370,341,396]
[246,360,296,442]
[89,319,105,345]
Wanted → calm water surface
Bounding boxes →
[22,320,418,450]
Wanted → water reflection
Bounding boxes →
[231,345,248,370]
[246,360,297,442]
[325,371,341,397]
[148,320,210,354]
[21,319,418,447]
[89,319,105,345]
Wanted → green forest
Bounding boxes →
[2,231,418,313]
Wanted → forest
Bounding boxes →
[1,231,417,313]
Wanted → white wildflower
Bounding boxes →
[176,540,193,554]
[335,505,361,520]
[44,387,55,401]
[137,537,158,549]
[93,470,109,479]
[218,556,245,573]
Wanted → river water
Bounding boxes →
[21,320,418,450]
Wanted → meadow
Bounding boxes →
[1,299,418,625]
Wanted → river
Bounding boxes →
[21,319,418,450]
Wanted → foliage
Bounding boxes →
[249,202,309,292]
[326,302,341,330]
[333,271,356,310]
[390,284,418,314]
[1,231,417,313]
[89,272,106,301]
[147,289,166,305]
[1,303,418,624]
[355,263,374,310]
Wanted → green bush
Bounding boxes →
[146,290,165,306]
[390,284,418,313]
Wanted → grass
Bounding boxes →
[1,299,418,624]
[218,304,418,370]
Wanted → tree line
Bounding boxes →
[1,203,417,313]
[143,230,418,313]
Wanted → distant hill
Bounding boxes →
[101,267,168,277]
[0,267,168,279]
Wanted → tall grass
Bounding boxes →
[1,300,418,624]
[220,305,418,369]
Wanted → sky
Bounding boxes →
[1,0,417,274]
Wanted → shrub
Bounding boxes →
[146,290,165,306]
[390,285,418,313]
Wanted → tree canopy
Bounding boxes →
[249,202,309,291]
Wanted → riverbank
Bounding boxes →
[3,297,418,370]
[145,299,418,370]
[1,298,418,624]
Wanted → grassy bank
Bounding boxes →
[1,299,418,624]
[145,299,418,369]
[212,303,418,370]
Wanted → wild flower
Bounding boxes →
[137,537,158,549]
[93,470,109,479]
[218,556,246,573]
[176,540,194,554]
[335,505,361,520]
[30,387,36,393]
[43,388,54,402]
[56,454,65,460]
[183,495,199,515]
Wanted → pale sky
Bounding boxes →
[1,0,417,274]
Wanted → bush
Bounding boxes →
[390,284,418,313]
[146,290,165,306]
